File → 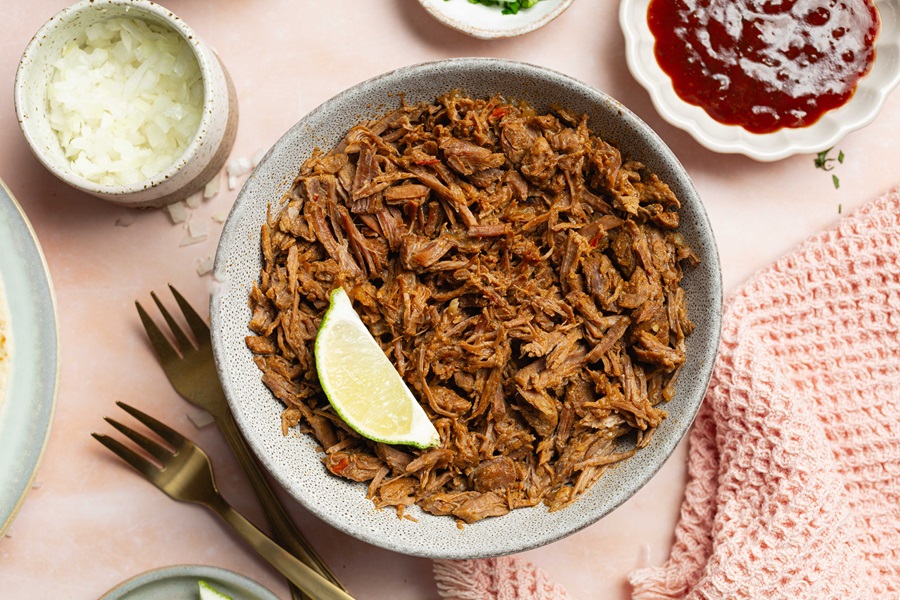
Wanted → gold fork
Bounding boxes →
[136,286,345,599]
[92,402,355,600]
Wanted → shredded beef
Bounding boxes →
[246,92,698,524]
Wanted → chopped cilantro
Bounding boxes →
[453,0,542,13]
[814,147,845,191]
[814,147,836,171]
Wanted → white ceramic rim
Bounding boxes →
[13,0,216,195]
[619,0,900,161]
[417,0,574,39]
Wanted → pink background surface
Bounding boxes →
[2,1,899,598]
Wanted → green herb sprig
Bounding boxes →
[448,0,542,15]
[814,147,845,190]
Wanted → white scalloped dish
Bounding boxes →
[619,0,900,161]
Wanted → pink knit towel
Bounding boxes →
[629,187,900,598]
[434,556,571,600]
[435,188,900,599]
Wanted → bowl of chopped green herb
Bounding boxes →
[418,0,573,39]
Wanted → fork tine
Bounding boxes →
[136,300,181,364]
[105,417,172,464]
[169,284,210,342]
[116,401,186,449]
[151,291,194,352]
[92,432,160,479]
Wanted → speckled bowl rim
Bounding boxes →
[211,57,723,559]
[417,0,574,39]
[619,0,900,161]
[14,0,216,196]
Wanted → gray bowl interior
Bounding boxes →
[211,58,722,559]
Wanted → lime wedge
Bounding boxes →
[315,287,441,449]
[198,580,233,600]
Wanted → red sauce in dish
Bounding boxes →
[647,0,880,133]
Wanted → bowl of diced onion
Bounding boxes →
[14,0,237,208]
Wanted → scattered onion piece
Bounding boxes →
[165,200,188,224]
[196,256,214,277]
[188,217,208,239]
[179,232,207,247]
[203,173,221,199]
[185,191,202,209]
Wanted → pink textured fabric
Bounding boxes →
[434,557,571,600]
[432,188,900,600]
[629,188,900,599]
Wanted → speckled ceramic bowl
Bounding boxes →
[210,58,722,559]
[14,0,238,208]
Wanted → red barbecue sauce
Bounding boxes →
[647,0,880,133]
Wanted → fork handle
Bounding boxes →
[205,493,356,600]
[216,409,347,592]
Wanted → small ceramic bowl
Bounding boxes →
[14,0,238,208]
[210,58,723,559]
[418,0,574,39]
[619,0,900,162]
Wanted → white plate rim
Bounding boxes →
[619,0,900,161]
[417,0,574,39]
[0,178,59,537]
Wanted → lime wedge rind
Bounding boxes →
[315,288,441,449]
[198,580,233,600]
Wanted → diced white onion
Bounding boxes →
[185,190,202,209]
[47,17,203,186]
[165,200,188,224]
[226,156,251,179]
[203,173,221,199]
[195,256,214,277]
[187,216,207,239]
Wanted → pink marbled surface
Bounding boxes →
[1,1,898,599]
